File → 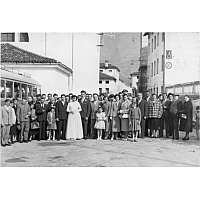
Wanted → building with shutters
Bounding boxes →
[99,62,132,94]
[144,32,200,98]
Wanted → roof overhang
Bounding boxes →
[143,32,150,36]
[130,72,139,77]
[1,62,73,76]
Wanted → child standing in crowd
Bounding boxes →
[129,101,141,142]
[193,106,200,141]
[95,106,106,140]
[47,107,57,141]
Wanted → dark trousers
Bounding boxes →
[56,119,67,140]
[165,117,174,136]
[39,121,47,140]
[140,118,146,138]
[81,118,88,137]
[145,118,151,136]
[165,117,170,137]
[91,119,97,138]
[169,117,174,136]
[159,114,165,137]
[172,116,179,139]
[87,116,91,137]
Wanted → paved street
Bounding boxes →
[1,131,200,167]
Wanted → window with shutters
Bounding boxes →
[1,33,15,42]
[154,61,156,76]
[157,33,159,47]
[162,54,164,71]
[20,33,29,42]
[157,58,159,74]
[154,35,156,50]
[162,32,165,42]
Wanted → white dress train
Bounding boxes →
[66,101,83,139]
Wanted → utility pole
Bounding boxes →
[71,33,74,91]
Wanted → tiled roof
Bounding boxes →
[1,43,72,73]
[99,72,116,81]
[100,63,120,72]
[1,43,58,63]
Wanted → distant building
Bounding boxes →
[130,72,139,91]
[144,32,200,97]
[1,43,72,95]
[1,32,100,94]
[100,32,142,86]
[138,46,148,94]
[99,62,132,94]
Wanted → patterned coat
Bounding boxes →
[147,100,163,118]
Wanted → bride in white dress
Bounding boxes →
[66,95,83,140]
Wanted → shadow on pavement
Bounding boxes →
[72,143,199,167]
[5,158,28,163]
[37,141,73,147]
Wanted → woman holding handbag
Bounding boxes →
[179,95,193,140]
[119,94,131,141]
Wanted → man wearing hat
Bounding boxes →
[170,94,183,140]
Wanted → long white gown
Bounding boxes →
[66,101,83,139]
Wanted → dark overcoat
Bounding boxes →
[179,100,193,132]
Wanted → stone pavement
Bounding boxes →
[1,132,200,167]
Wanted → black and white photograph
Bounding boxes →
[1,32,199,167]
[0,1,200,200]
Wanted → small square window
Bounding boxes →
[99,81,102,84]
[109,70,112,72]
[105,81,109,84]
[100,70,103,72]
[1,33,15,42]
[106,88,109,94]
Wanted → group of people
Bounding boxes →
[1,89,200,147]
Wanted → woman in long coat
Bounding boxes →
[102,95,111,139]
[119,94,131,140]
[109,94,121,140]
[179,95,193,140]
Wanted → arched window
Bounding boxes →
[20,33,29,42]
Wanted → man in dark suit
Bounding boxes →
[163,93,173,137]
[36,97,49,140]
[137,93,148,138]
[170,94,183,140]
[78,90,91,139]
[13,98,19,141]
[55,94,68,140]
